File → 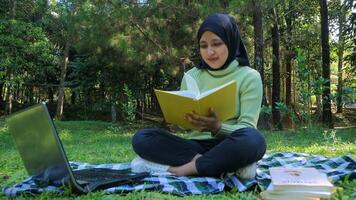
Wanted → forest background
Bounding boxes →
[0,0,355,130]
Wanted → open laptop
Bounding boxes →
[6,102,148,193]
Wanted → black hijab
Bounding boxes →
[197,13,250,70]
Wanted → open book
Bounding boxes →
[154,74,237,129]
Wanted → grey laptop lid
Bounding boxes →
[6,103,148,193]
[6,103,73,177]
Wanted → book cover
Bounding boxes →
[154,77,237,129]
[269,167,334,192]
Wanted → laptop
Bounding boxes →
[6,102,148,193]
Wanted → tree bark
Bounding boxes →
[252,0,271,130]
[55,41,70,120]
[70,90,76,104]
[48,87,54,104]
[219,0,229,8]
[111,101,117,123]
[319,0,333,128]
[6,0,16,114]
[0,82,4,107]
[5,73,13,114]
[336,6,346,113]
[271,9,282,130]
[284,6,293,108]
[283,1,295,128]
[252,0,264,82]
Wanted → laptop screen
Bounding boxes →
[6,103,69,177]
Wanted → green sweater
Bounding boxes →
[180,60,263,139]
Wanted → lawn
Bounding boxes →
[0,120,355,199]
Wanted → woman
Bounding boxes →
[131,13,266,178]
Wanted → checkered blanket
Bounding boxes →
[2,152,355,197]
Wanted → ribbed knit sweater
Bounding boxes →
[180,60,263,139]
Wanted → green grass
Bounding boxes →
[0,121,355,199]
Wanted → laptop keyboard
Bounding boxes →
[73,168,132,182]
[72,168,149,191]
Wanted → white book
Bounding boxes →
[261,183,332,200]
[269,167,334,193]
[260,192,321,200]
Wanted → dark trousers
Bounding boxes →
[131,128,266,177]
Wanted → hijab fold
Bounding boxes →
[197,13,250,70]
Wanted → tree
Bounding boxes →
[45,0,81,120]
[271,7,282,130]
[329,0,354,113]
[336,2,346,113]
[319,0,333,128]
[252,0,264,90]
[251,0,272,130]
[282,1,296,110]
[0,0,57,114]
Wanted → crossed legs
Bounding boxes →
[131,128,266,177]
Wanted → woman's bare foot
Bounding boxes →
[168,154,202,176]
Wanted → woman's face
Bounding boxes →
[199,31,229,69]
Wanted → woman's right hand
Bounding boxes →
[185,108,221,134]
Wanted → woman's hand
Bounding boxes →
[185,108,221,134]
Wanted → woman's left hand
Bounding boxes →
[185,107,221,134]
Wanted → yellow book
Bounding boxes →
[154,80,237,129]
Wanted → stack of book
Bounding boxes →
[261,167,335,200]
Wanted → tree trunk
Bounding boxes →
[319,0,333,128]
[336,6,345,113]
[48,87,54,104]
[271,9,282,130]
[284,10,293,107]
[111,101,117,123]
[5,74,13,114]
[56,41,70,120]
[284,3,294,128]
[0,82,4,108]
[5,0,16,114]
[70,90,76,104]
[11,0,16,19]
[252,0,271,130]
[219,0,229,8]
[252,0,264,83]
[29,86,34,104]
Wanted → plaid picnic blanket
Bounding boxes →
[2,152,355,197]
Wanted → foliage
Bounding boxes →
[0,0,354,126]
[294,49,313,126]
[260,105,272,115]
[0,19,58,99]
[121,83,137,123]
[275,101,298,126]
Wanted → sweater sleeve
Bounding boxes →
[180,74,187,91]
[218,70,263,135]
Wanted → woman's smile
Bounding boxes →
[207,57,219,62]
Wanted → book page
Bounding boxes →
[167,90,198,99]
[197,80,236,99]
